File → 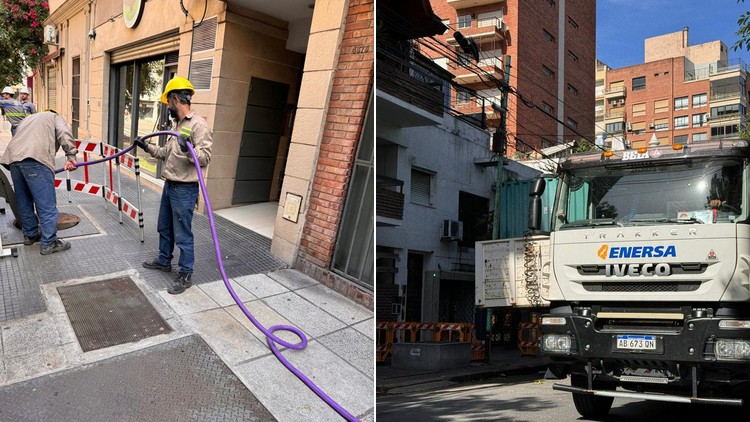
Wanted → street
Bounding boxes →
[376,373,749,421]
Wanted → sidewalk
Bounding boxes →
[377,346,550,395]
[0,122,374,421]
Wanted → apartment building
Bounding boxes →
[427,0,596,156]
[596,28,749,150]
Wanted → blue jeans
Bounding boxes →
[155,181,199,274]
[10,159,58,248]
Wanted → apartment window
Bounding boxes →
[674,96,688,110]
[456,91,471,105]
[631,121,646,135]
[542,65,554,77]
[654,118,669,131]
[692,93,707,108]
[632,102,646,117]
[458,15,472,29]
[654,99,669,114]
[567,16,579,29]
[673,135,688,145]
[567,84,578,95]
[567,118,578,129]
[606,122,624,133]
[567,50,578,62]
[712,125,739,138]
[543,29,555,42]
[546,0,555,5]
[692,113,707,127]
[693,132,707,142]
[411,168,433,206]
[542,102,554,113]
[674,116,689,129]
[632,76,646,91]
[711,104,744,119]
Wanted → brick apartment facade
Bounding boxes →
[427,0,595,156]
[295,0,374,306]
[596,28,748,150]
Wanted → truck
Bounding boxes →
[530,140,750,418]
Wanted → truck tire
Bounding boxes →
[570,374,614,419]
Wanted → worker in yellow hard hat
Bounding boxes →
[133,76,212,294]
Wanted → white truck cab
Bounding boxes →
[532,140,750,418]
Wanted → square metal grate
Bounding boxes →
[58,276,172,352]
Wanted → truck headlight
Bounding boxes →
[542,334,571,353]
[715,339,750,360]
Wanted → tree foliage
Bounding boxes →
[0,0,49,88]
[573,138,598,153]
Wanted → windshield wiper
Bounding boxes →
[560,218,622,229]
[629,217,704,224]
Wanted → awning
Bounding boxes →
[42,48,64,63]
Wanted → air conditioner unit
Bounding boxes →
[44,25,57,45]
[441,219,463,241]
[626,122,632,131]
[649,122,655,129]
[704,113,710,121]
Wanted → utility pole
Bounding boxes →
[492,56,511,239]
[487,56,511,364]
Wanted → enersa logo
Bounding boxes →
[597,244,676,260]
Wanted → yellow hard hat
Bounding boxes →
[160,76,194,104]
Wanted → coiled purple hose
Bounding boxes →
[58,132,360,421]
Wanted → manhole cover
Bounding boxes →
[12,212,80,230]
[58,276,172,352]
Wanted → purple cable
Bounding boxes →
[54,131,175,174]
[56,132,360,420]
[184,135,359,421]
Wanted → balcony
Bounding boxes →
[377,43,448,127]
[708,112,742,125]
[452,56,504,85]
[376,176,404,226]
[447,0,505,10]
[448,18,508,46]
[604,109,626,122]
[595,105,605,116]
[603,86,627,99]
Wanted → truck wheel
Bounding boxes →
[570,374,614,419]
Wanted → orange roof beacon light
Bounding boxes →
[603,150,615,158]
[637,147,648,154]
[672,144,684,151]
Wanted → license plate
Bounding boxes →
[616,335,656,350]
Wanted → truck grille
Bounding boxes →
[582,282,701,292]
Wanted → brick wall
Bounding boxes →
[295,0,374,303]
[606,58,711,148]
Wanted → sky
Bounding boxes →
[597,0,750,68]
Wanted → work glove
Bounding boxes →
[177,127,193,153]
[132,137,149,151]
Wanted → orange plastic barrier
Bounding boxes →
[375,321,476,362]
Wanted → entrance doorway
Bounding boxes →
[233,78,290,204]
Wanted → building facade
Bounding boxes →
[596,28,749,150]
[38,0,373,304]
[376,0,540,325]
[426,0,596,157]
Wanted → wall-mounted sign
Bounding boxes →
[123,0,145,29]
[282,193,303,223]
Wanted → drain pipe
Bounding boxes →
[56,132,360,421]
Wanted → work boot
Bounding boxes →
[23,235,41,245]
[40,239,71,255]
[167,273,193,295]
[143,260,172,272]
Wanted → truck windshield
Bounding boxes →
[555,159,746,229]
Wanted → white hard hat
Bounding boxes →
[20,87,29,95]
[1,86,13,95]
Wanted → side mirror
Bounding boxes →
[529,177,546,197]
[528,177,546,231]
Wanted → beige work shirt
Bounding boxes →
[0,111,78,172]
[144,110,212,183]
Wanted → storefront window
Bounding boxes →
[111,57,167,178]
